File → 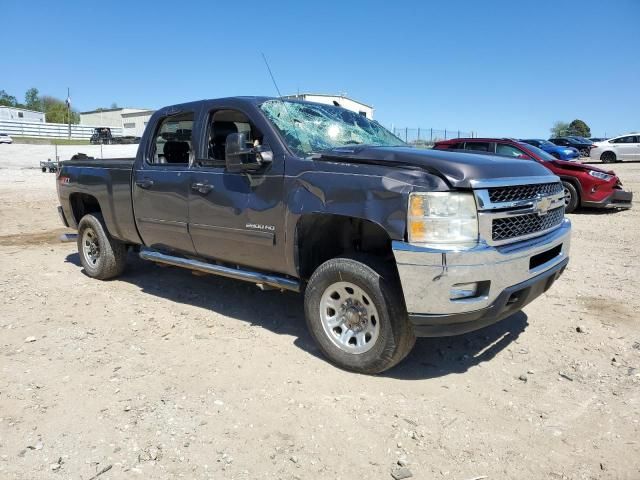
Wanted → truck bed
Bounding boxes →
[62,157,135,168]
[58,157,141,245]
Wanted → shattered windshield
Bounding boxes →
[259,99,405,157]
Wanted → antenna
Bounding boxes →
[261,53,284,99]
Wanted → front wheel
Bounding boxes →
[562,181,579,213]
[77,213,128,279]
[304,256,415,374]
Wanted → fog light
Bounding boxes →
[450,282,479,300]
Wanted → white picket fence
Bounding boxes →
[0,119,123,139]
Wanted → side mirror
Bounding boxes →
[225,132,252,172]
[225,132,272,173]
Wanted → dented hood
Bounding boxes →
[317,146,554,189]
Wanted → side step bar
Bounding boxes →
[139,248,300,292]
[60,233,78,243]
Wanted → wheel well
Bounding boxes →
[560,177,581,201]
[295,214,394,280]
[69,193,101,224]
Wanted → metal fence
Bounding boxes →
[0,119,123,139]
[391,127,475,147]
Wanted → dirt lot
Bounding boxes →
[0,146,638,479]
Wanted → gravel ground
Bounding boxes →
[0,146,638,479]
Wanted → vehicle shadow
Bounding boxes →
[65,252,527,380]
[383,312,528,380]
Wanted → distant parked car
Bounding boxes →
[589,137,608,143]
[549,137,593,157]
[90,127,114,145]
[0,133,13,144]
[434,137,632,212]
[589,134,640,163]
[520,139,579,161]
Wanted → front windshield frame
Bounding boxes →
[258,99,406,157]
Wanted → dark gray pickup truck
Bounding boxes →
[56,97,571,373]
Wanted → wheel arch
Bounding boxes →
[294,213,396,281]
[69,192,103,225]
[600,149,617,162]
[559,176,582,207]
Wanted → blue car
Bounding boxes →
[520,139,580,160]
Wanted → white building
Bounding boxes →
[121,110,155,137]
[283,93,374,119]
[0,106,45,122]
[80,107,154,136]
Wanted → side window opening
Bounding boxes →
[496,144,525,157]
[466,142,490,152]
[199,109,265,167]
[149,112,194,165]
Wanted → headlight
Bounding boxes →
[588,170,613,181]
[408,192,478,247]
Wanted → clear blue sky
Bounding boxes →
[2,0,638,138]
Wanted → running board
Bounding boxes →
[59,233,78,243]
[139,248,300,292]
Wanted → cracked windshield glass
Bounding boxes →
[260,99,405,157]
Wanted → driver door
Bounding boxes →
[188,106,286,273]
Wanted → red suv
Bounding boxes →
[434,138,633,213]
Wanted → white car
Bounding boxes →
[0,133,13,144]
[590,133,640,163]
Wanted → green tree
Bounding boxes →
[0,89,19,107]
[567,119,591,138]
[41,95,80,124]
[24,88,41,111]
[550,121,570,138]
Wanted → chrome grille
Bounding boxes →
[492,207,564,242]
[488,182,563,203]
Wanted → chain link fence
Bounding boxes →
[391,127,476,148]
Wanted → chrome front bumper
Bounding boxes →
[393,219,571,322]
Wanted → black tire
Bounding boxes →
[580,148,590,158]
[562,181,579,213]
[77,213,127,280]
[601,151,616,163]
[41,167,47,172]
[304,255,416,374]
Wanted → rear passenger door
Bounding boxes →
[132,111,197,255]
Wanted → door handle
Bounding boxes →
[135,179,154,189]
[191,182,213,194]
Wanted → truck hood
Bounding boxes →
[317,146,555,189]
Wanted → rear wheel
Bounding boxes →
[601,151,617,163]
[562,181,579,213]
[77,213,128,279]
[304,256,415,374]
[580,148,590,157]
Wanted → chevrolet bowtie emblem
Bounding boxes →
[534,195,552,216]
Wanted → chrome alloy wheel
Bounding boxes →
[563,187,572,207]
[319,281,380,354]
[82,227,100,266]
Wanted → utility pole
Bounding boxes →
[66,87,71,140]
